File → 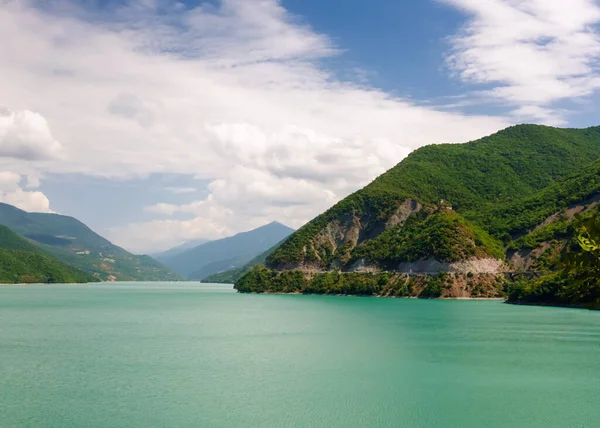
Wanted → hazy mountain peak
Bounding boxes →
[157,221,295,279]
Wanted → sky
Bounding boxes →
[2,0,600,253]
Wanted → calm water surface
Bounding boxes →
[1,282,599,428]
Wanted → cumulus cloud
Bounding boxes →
[25,174,41,189]
[118,188,326,253]
[0,171,52,213]
[0,109,64,160]
[6,0,575,252]
[443,0,600,124]
[0,171,21,186]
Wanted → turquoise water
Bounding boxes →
[1,283,599,428]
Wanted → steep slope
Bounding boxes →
[151,239,209,259]
[0,225,97,283]
[202,238,288,284]
[236,124,600,299]
[157,221,294,279]
[0,203,181,281]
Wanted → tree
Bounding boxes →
[561,212,600,305]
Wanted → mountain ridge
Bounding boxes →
[202,237,289,284]
[0,203,181,281]
[235,124,600,306]
[157,221,295,279]
[151,239,210,259]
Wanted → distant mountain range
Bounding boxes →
[151,239,209,259]
[156,221,295,280]
[202,238,287,284]
[235,124,600,308]
[0,203,181,282]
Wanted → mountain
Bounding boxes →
[0,224,97,283]
[202,238,288,284]
[235,124,600,305]
[151,239,210,259]
[0,203,181,282]
[157,221,295,279]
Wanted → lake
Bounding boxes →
[1,282,599,428]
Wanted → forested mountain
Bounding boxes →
[0,203,181,281]
[236,124,600,307]
[0,224,97,283]
[157,222,294,280]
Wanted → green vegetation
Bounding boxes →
[351,210,504,268]
[468,158,600,240]
[235,266,505,298]
[236,124,600,305]
[0,225,97,283]
[0,203,181,281]
[508,212,600,308]
[268,125,600,269]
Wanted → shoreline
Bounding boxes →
[246,291,600,309]
[506,300,600,311]
[251,291,506,301]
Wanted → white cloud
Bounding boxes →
[25,174,41,189]
[0,109,64,160]
[0,171,52,213]
[108,93,157,127]
[443,0,600,124]
[0,171,22,188]
[1,188,52,213]
[0,0,523,252]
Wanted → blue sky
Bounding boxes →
[2,0,600,253]
[284,0,466,97]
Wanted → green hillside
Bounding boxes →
[0,203,181,281]
[268,125,600,268]
[0,225,97,284]
[236,124,600,305]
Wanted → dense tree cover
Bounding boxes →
[561,213,600,306]
[0,250,96,284]
[236,266,404,296]
[467,159,600,240]
[234,124,600,305]
[0,203,181,281]
[0,225,97,283]
[235,266,506,298]
[268,125,600,268]
[350,210,504,268]
[509,212,600,308]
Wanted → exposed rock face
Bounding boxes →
[508,244,553,272]
[397,258,507,274]
[508,194,600,272]
[347,258,379,273]
[385,199,423,229]
[239,126,600,303]
[282,199,425,271]
[348,256,507,275]
[312,214,361,255]
[381,273,506,298]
